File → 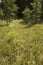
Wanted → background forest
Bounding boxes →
[0,0,43,65]
[0,0,43,23]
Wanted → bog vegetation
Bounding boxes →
[0,0,43,65]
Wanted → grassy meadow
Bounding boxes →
[0,19,43,65]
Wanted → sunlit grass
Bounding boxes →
[0,19,43,65]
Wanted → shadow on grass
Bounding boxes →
[24,24,36,28]
[19,20,36,28]
[0,24,7,27]
[19,19,43,28]
[0,24,9,27]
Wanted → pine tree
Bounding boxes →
[31,0,41,23]
[22,7,32,23]
[1,0,18,24]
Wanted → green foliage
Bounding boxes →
[1,0,19,24]
[22,7,32,23]
[0,8,4,19]
[0,0,42,24]
[31,0,41,23]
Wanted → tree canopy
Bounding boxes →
[0,0,43,24]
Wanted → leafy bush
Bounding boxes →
[22,7,33,23]
[0,8,4,19]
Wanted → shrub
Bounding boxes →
[22,7,33,23]
[0,8,4,19]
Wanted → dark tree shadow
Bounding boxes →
[19,20,37,28]
[0,24,9,27]
[20,20,28,25]
[20,20,43,28]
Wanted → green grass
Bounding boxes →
[0,19,43,65]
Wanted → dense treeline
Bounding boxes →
[0,0,43,24]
